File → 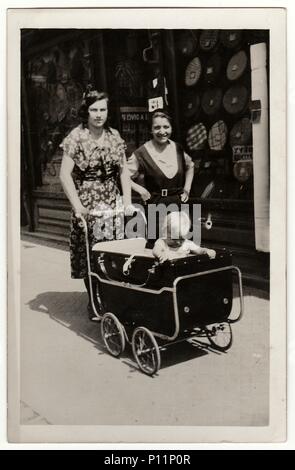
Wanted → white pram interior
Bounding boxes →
[93,237,153,257]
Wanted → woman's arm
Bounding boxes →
[130,180,151,202]
[60,155,88,215]
[181,155,195,203]
[127,153,151,202]
[184,165,195,195]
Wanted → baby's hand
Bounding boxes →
[153,239,169,264]
[207,249,216,259]
[158,252,169,264]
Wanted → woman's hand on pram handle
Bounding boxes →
[87,205,143,218]
[124,204,141,217]
[88,208,122,218]
[136,186,151,203]
[74,205,89,218]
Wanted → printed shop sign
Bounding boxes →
[120,106,149,154]
[232,145,253,162]
[121,106,149,122]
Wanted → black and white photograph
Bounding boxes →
[7,7,286,443]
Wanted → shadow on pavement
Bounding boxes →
[27,290,223,374]
[233,283,269,301]
[27,291,105,351]
[121,340,217,377]
[159,341,209,370]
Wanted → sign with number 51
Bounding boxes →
[148,96,164,112]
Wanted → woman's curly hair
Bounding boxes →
[78,86,109,128]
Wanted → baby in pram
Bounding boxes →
[152,211,216,264]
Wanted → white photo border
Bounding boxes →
[7,6,286,443]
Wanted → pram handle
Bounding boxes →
[75,207,148,318]
[75,205,144,219]
[75,206,147,238]
[77,209,212,230]
[76,206,148,272]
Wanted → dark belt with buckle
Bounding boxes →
[80,171,117,183]
[152,188,183,197]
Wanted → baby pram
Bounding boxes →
[78,210,244,375]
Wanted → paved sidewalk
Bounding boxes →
[20,238,270,426]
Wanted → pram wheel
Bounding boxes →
[132,327,161,376]
[101,312,126,357]
[206,321,233,351]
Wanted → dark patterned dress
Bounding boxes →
[60,125,126,278]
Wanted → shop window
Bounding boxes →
[23,33,94,192]
[173,29,269,201]
[103,30,166,156]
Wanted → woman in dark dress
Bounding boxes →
[59,89,132,319]
[127,110,195,244]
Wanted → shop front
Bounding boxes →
[21,28,270,287]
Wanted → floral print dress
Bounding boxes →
[60,124,126,278]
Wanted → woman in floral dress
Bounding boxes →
[60,89,132,320]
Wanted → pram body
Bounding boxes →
[89,237,243,375]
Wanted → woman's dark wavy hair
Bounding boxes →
[78,87,110,128]
[149,108,173,130]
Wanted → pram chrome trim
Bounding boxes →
[89,270,174,295]
[173,265,244,326]
[89,264,243,343]
[151,265,244,342]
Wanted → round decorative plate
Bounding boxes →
[226,50,248,81]
[208,120,228,150]
[223,85,249,115]
[220,30,243,49]
[186,123,207,150]
[199,30,219,51]
[233,160,253,182]
[185,57,202,87]
[176,30,198,56]
[201,88,223,115]
[229,118,252,146]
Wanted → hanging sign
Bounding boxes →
[232,145,253,162]
[148,96,164,112]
